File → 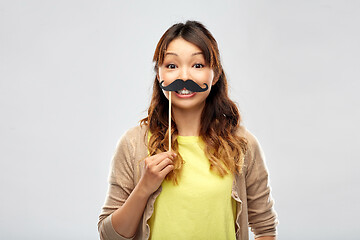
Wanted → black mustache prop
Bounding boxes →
[159,79,208,92]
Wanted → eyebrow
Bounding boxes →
[165,51,203,57]
[192,52,203,56]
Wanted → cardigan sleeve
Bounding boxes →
[245,132,278,238]
[98,130,136,240]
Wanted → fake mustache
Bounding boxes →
[159,79,209,92]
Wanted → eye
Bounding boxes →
[193,63,204,68]
[166,64,177,69]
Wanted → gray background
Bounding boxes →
[1,0,359,239]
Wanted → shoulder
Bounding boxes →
[119,124,148,144]
[112,124,149,164]
[123,124,148,137]
[113,124,149,157]
[236,125,261,150]
[235,125,265,172]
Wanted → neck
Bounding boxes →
[172,103,204,136]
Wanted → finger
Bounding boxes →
[159,164,175,178]
[163,151,176,159]
[149,152,175,165]
[154,157,174,172]
[168,151,177,159]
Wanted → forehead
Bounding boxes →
[165,38,203,56]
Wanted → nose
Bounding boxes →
[179,66,190,80]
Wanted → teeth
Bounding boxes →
[177,89,193,95]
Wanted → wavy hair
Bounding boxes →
[140,21,248,184]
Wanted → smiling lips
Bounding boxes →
[177,88,193,95]
[175,89,196,98]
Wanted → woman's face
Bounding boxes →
[158,37,217,112]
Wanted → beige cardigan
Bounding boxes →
[98,125,278,240]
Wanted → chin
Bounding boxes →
[172,101,206,112]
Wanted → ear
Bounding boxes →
[156,71,160,82]
[212,72,220,86]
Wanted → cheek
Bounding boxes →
[207,71,214,82]
[193,70,214,84]
[162,89,169,99]
[158,69,178,83]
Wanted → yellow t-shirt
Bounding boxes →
[148,135,236,240]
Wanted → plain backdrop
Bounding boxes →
[1,0,359,239]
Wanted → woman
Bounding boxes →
[98,21,278,240]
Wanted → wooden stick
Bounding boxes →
[168,91,172,151]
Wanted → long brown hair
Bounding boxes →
[141,21,248,184]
